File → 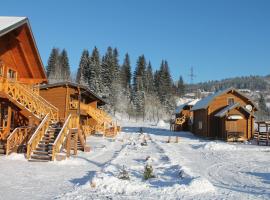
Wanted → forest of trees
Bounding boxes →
[46,46,186,121]
[191,76,269,92]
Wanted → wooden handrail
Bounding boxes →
[0,78,59,122]
[27,114,50,159]
[6,126,32,155]
[51,114,72,160]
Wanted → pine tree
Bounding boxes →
[76,49,90,85]
[100,47,115,96]
[46,48,60,82]
[60,49,71,81]
[177,76,185,97]
[132,55,147,119]
[112,48,120,80]
[88,46,101,93]
[145,62,154,94]
[258,94,268,113]
[158,60,174,111]
[120,53,131,89]
[133,55,146,92]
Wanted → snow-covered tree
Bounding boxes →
[76,49,90,86]
[60,49,71,81]
[88,46,101,93]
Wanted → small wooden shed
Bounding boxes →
[174,99,199,131]
[191,87,258,141]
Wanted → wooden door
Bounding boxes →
[227,120,237,132]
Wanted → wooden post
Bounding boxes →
[175,136,179,143]
[74,131,78,155]
[66,132,71,158]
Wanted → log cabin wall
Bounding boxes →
[39,86,67,121]
[0,23,46,84]
[225,109,248,139]
[193,109,208,137]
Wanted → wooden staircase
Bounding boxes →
[0,78,60,157]
[0,141,6,155]
[29,125,61,162]
[80,103,119,137]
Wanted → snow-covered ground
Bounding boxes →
[0,121,269,200]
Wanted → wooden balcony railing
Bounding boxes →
[0,78,59,122]
[69,100,119,136]
[6,126,33,155]
[27,114,50,159]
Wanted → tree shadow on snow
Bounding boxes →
[69,171,96,186]
[245,172,270,185]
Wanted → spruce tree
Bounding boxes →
[88,46,101,93]
[145,61,154,94]
[76,49,90,85]
[46,48,60,82]
[158,60,174,111]
[133,55,146,92]
[177,76,185,97]
[120,53,131,89]
[132,55,147,119]
[60,49,71,81]
[100,47,114,96]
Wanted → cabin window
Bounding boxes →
[8,69,17,79]
[198,121,202,129]
[228,98,234,105]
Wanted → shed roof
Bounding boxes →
[191,87,258,111]
[40,82,106,106]
[175,99,200,113]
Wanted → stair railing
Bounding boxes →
[6,126,33,155]
[51,114,72,161]
[26,114,50,159]
[2,78,59,122]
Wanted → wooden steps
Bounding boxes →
[29,126,61,162]
[0,142,6,154]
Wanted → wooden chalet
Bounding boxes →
[172,99,199,131]
[191,87,258,141]
[39,82,119,138]
[0,16,89,161]
[0,16,51,157]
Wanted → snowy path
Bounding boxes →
[0,123,269,200]
[0,136,124,200]
[150,129,270,200]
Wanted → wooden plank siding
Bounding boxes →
[0,23,46,84]
[192,89,255,141]
[39,86,67,121]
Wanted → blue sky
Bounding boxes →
[2,0,270,83]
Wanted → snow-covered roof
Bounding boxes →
[175,99,200,113]
[191,87,258,111]
[0,16,27,37]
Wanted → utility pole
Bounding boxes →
[188,67,196,84]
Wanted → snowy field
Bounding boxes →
[0,121,269,200]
